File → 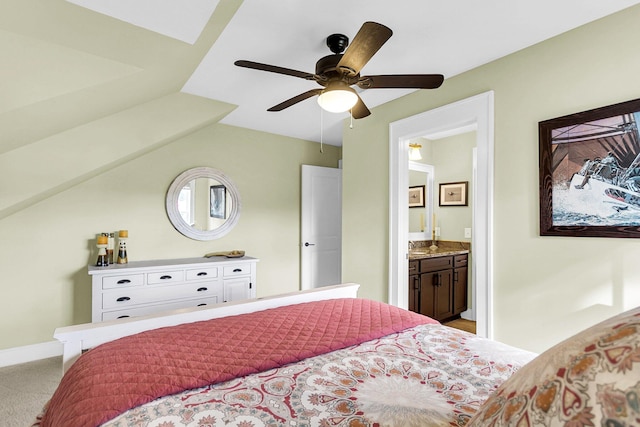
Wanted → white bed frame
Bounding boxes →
[54,283,360,373]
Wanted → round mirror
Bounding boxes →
[166,167,241,240]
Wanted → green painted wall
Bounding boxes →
[343,5,640,353]
[0,123,340,349]
[428,132,475,242]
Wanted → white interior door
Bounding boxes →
[301,165,342,289]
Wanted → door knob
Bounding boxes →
[304,242,315,247]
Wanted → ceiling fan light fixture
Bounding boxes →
[317,82,358,113]
[408,142,422,161]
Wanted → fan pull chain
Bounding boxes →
[319,107,324,153]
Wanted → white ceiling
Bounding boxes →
[69,0,640,146]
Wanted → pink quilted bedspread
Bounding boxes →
[40,298,434,427]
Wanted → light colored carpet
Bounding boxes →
[0,357,62,426]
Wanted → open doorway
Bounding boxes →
[388,92,494,339]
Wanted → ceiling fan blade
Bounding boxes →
[351,94,371,119]
[358,74,444,89]
[235,60,315,80]
[267,89,323,112]
[337,22,392,76]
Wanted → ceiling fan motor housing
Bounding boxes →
[315,54,350,82]
[326,33,349,53]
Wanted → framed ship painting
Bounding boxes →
[539,97,640,237]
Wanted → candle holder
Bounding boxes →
[117,230,128,264]
[429,228,438,252]
[96,234,109,266]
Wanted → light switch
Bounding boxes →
[464,228,472,238]
[435,227,441,237]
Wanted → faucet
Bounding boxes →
[408,241,415,251]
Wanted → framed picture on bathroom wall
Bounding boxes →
[439,181,468,206]
[409,185,425,208]
[539,97,640,238]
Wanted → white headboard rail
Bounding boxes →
[54,283,360,373]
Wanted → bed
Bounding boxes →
[34,283,640,427]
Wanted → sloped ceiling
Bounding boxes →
[1,0,639,218]
[81,0,640,145]
[0,0,240,219]
[4,0,640,149]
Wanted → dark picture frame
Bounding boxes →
[409,185,425,208]
[210,185,226,219]
[539,97,640,237]
[439,181,468,206]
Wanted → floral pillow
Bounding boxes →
[467,306,640,427]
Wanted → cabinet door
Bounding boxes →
[408,274,420,313]
[453,266,468,315]
[408,260,420,313]
[419,272,437,319]
[223,277,251,302]
[434,270,454,320]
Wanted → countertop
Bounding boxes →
[409,248,469,260]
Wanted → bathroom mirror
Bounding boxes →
[408,161,434,241]
[166,167,241,240]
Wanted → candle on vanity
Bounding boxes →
[430,213,438,251]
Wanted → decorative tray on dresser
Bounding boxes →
[89,256,258,322]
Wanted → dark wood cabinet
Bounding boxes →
[453,255,468,315]
[408,260,420,313]
[409,253,468,322]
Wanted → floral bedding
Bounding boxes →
[36,298,434,427]
[103,324,536,427]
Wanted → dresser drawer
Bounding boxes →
[102,281,222,309]
[409,260,419,275]
[454,254,468,268]
[102,274,144,290]
[186,266,218,281]
[147,270,184,285]
[420,256,453,272]
[90,256,257,322]
[223,265,250,277]
[102,295,222,321]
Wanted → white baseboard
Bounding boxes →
[0,341,63,368]
[461,308,475,321]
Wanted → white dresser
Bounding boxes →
[89,256,258,322]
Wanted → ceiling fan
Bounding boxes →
[234,21,444,119]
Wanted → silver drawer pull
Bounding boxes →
[197,287,208,292]
[233,268,242,273]
[160,275,172,280]
[116,279,131,284]
[197,272,208,276]
[116,296,131,302]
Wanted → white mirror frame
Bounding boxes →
[166,167,241,241]
[408,161,434,240]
